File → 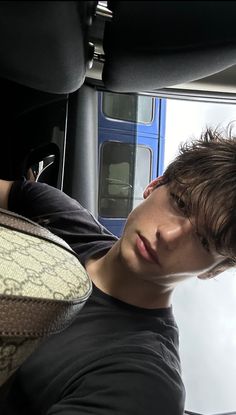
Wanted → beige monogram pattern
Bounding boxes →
[0,227,90,300]
[0,337,41,385]
[0,211,92,386]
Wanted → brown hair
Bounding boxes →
[163,125,236,265]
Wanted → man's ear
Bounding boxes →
[143,176,165,199]
[197,258,232,280]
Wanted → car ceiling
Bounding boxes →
[1,1,236,98]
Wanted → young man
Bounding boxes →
[1,127,235,414]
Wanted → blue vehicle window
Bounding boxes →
[99,141,152,218]
[102,92,154,124]
[98,90,166,237]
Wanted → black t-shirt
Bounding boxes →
[2,180,185,414]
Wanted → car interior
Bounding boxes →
[0,1,236,414]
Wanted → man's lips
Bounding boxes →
[136,234,161,266]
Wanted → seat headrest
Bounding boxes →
[0,1,97,93]
[103,1,236,92]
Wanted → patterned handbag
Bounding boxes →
[0,208,92,386]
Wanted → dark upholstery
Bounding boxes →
[0,1,97,94]
[103,1,236,92]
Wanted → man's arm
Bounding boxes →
[1,179,117,264]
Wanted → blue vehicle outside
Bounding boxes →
[98,91,166,237]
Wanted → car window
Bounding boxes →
[102,92,154,124]
[99,141,151,218]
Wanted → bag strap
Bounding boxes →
[0,294,86,336]
[0,208,72,252]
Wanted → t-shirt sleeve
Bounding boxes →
[45,355,185,415]
[8,179,117,263]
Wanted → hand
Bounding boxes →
[0,180,14,209]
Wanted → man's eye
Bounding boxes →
[198,234,210,252]
[170,192,186,213]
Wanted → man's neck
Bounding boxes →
[85,241,173,309]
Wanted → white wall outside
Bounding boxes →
[164,99,236,413]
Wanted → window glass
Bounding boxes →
[164,98,236,414]
[99,142,151,217]
[102,92,154,124]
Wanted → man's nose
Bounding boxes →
[156,219,192,250]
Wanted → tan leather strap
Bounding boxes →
[0,207,73,252]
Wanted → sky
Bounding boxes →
[164,98,236,413]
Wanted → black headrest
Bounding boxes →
[103,1,236,92]
[0,1,97,94]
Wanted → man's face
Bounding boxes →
[119,179,225,287]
